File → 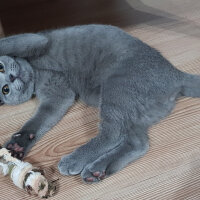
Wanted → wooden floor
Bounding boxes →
[0,0,200,199]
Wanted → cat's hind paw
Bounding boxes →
[81,163,107,183]
[82,170,106,183]
[58,153,84,175]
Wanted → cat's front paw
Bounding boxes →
[58,153,85,176]
[5,131,35,160]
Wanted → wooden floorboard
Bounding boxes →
[0,0,200,199]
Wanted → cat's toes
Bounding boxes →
[81,162,106,183]
[6,142,24,159]
[5,132,35,160]
[85,171,106,183]
[58,153,85,175]
[81,165,106,183]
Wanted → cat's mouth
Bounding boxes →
[12,72,30,92]
[13,78,24,91]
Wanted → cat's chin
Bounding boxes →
[21,80,35,102]
[18,68,33,85]
[16,57,34,83]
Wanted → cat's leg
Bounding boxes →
[58,117,126,175]
[5,89,75,159]
[58,82,133,176]
[0,33,48,57]
[181,73,200,97]
[81,126,149,183]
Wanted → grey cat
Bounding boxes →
[0,24,199,183]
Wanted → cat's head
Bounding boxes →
[0,56,34,105]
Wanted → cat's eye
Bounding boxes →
[2,85,9,95]
[0,63,5,73]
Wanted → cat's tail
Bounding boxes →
[181,72,200,97]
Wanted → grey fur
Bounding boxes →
[0,24,199,183]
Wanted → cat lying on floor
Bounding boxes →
[0,24,199,183]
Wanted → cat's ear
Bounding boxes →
[0,33,48,58]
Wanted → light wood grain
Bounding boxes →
[1,0,200,199]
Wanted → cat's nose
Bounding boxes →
[9,74,16,82]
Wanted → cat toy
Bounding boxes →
[0,147,56,198]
